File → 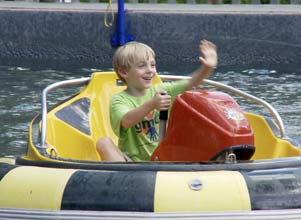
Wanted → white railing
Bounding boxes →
[40,74,286,148]
[3,0,300,5]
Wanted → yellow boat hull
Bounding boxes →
[24,71,300,162]
[1,71,300,212]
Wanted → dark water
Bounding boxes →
[0,64,300,157]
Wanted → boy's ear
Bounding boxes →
[117,69,127,78]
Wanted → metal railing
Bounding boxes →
[162,75,286,138]
[41,77,90,148]
[2,207,301,220]
[2,0,300,5]
[40,74,286,148]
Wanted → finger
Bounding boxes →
[159,102,168,110]
[200,42,210,55]
[199,56,206,64]
[160,107,169,111]
[201,40,209,48]
[160,98,170,104]
[199,40,206,51]
[162,101,171,109]
[201,40,216,52]
[163,94,171,100]
[207,41,216,50]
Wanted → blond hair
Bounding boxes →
[112,41,156,82]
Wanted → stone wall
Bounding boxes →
[1,4,301,70]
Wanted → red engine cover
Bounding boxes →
[150,90,255,161]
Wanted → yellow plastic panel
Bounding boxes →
[87,72,127,145]
[245,112,300,159]
[46,117,98,160]
[32,71,162,161]
[154,171,251,212]
[0,166,76,210]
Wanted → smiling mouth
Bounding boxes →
[143,76,153,81]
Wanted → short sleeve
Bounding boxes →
[155,79,188,100]
[110,94,130,136]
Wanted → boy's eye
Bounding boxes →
[137,63,146,68]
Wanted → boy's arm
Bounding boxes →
[186,40,217,91]
[120,40,216,129]
[121,92,171,128]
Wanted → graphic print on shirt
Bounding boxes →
[134,111,159,142]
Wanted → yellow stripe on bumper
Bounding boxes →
[154,171,251,212]
[0,166,76,210]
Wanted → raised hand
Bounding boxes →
[199,40,218,69]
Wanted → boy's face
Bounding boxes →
[123,54,156,92]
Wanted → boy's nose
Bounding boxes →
[146,64,155,72]
[146,65,153,72]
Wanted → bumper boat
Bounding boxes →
[1,71,301,214]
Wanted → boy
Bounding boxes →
[96,40,217,161]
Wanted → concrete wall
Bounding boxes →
[1,4,301,71]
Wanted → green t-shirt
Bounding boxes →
[110,80,188,161]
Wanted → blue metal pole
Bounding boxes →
[118,0,125,45]
[111,0,135,47]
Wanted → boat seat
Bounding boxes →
[89,72,162,147]
[245,112,300,159]
[45,72,161,161]
[40,72,301,162]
